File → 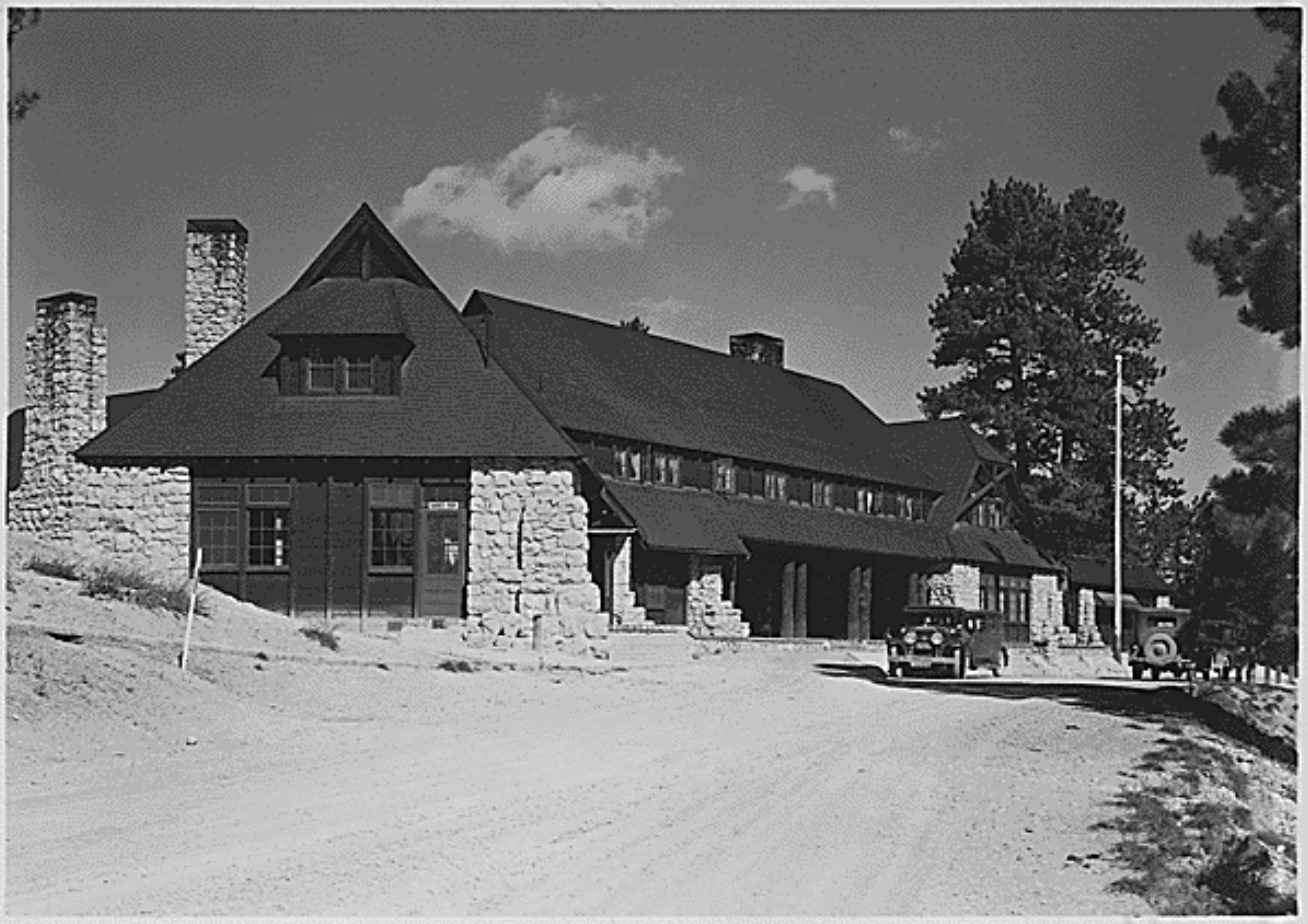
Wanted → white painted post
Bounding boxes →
[180,548,203,672]
[1114,353,1123,662]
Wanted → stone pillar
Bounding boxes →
[186,219,248,367]
[686,555,748,638]
[1076,588,1103,645]
[795,561,808,638]
[1030,573,1067,645]
[610,534,650,627]
[925,563,981,609]
[465,459,609,656]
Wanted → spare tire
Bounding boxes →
[1143,632,1178,666]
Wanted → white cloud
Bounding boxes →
[778,165,837,212]
[393,122,684,254]
[888,125,946,155]
[540,89,601,127]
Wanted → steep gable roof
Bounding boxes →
[463,291,937,491]
[77,205,574,463]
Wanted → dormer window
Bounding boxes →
[271,334,410,397]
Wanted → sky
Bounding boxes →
[8,6,1300,497]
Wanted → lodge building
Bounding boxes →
[10,204,1089,654]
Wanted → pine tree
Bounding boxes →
[920,178,1185,559]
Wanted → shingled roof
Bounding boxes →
[888,417,1055,569]
[463,291,937,491]
[76,205,575,464]
[1067,556,1172,594]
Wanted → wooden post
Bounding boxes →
[859,566,873,640]
[795,561,808,639]
[781,561,796,639]
[180,548,203,672]
[847,566,861,641]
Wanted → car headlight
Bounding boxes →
[904,631,917,645]
[931,631,944,646]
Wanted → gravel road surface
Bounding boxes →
[8,637,1161,916]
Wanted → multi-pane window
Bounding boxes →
[811,480,834,508]
[969,496,1006,529]
[195,483,241,568]
[369,482,415,569]
[653,452,681,486]
[305,358,337,392]
[998,575,1031,623]
[246,483,291,567]
[713,459,736,493]
[616,447,643,481]
[764,470,788,501]
[343,358,373,393]
[248,509,289,567]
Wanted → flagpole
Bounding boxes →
[1114,353,1123,662]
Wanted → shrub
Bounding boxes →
[80,564,202,617]
[300,625,339,651]
[26,554,80,581]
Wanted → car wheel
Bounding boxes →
[1150,667,1161,681]
[1132,663,1144,680]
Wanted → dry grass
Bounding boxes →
[79,564,203,618]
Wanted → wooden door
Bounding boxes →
[419,487,466,623]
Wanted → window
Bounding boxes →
[369,482,416,570]
[343,358,373,393]
[245,483,291,568]
[764,470,788,501]
[194,483,241,568]
[969,497,1006,529]
[811,481,834,508]
[653,452,681,486]
[980,573,998,611]
[616,447,643,481]
[873,485,891,517]
[713,459,736,493]
[248,508,289,567]
[305,358,337,392]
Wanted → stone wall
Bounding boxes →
[925,563,981,609]
[185,219,248,366]
[464,460,609,656]
[686,556,749,638]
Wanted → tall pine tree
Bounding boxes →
[920,178,1184,560]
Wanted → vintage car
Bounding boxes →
[1126,606,1196,680]
[887,606,1007,678]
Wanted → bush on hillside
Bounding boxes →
[80,564,203,617]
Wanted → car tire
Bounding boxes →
[1150,666,1161,681]
[1132,663,1144,681]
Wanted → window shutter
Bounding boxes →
[373,354,393,395]
[279,354,298,395]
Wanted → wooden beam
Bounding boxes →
[847,566,861,640]
[796,561,808,639]
[781,560,796,639]
[859,565,873,640]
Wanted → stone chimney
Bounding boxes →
[12,292,107,531]
[185,218,248,366]
[729,332,784,369]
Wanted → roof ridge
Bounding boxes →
[469,289,860,391]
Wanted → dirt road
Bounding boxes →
[7,633,1162,916]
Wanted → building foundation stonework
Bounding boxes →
[1030,573,1071,645]
[465,460,609,656]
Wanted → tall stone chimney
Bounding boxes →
[185,218,248,366]
[12,292,107,532]
[729,332,785,369]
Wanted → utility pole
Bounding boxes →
[1114,353,1123,661]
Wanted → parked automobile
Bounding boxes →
[1126,606,1196,680]
[887,605,1007,678]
